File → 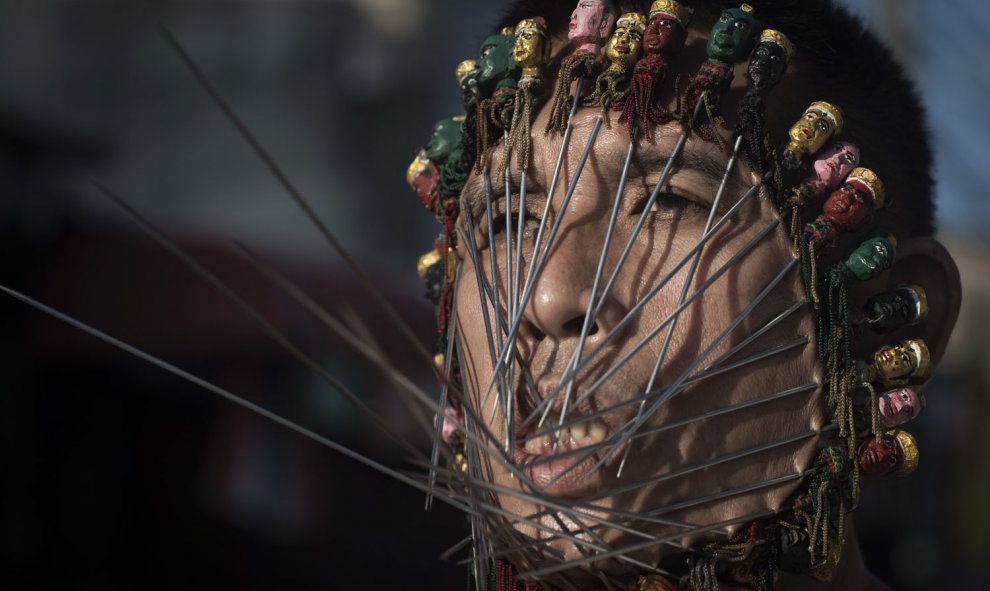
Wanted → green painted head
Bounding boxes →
[705,4,759,63]
[423,117,464,163]
[844,236,897,282]
[477,33,521,90]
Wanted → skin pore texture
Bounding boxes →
[449,8,961,589]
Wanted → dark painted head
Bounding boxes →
[747,29,791,90]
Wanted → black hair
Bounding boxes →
[497,0,935,237]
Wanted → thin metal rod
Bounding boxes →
[93,182,435,457]
[427,282,460,510]
[522,380,816,468]
[618,135,745,476]
[543,255,796,488]
[480,103,610,405]
[522,185,762,429]
[553,127,639,431]
[517,510,778,580]
[1,285,481,517]
[483,168,510,436]
[522,208,771,431]
[158,26,437,372]
[585,98,707,329]
[584,426,826,503]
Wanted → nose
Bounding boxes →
[521,236,626,346]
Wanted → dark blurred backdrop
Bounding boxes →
[1,1,988,590]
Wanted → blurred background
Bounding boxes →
[1,0,988,589]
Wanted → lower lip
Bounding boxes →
[802,128,813,139]
[515,441,626,495]
[569,23,576,30]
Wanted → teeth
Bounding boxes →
[524,420,608,453]
[588,421,607,444]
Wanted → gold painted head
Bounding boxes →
[846,166,887,209]
[605,12,647,70]
[513,17,550,74]
[786,101,845,160]
[873,338,932,387]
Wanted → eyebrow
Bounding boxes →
[631,146,748,210]
[460,143,750,221]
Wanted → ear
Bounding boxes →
[851,235,961,367]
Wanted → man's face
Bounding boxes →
[453,35,823,571]
[569,0,609,44]
[605,19,644,68]
[706,8,758,63]
[643,15,682,55]
[878,387,920,428]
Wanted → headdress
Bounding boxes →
[846,166,887,208]
[808,101,845,134]
[904,338,932,381]
[759,28,794,60]
[649,0,692,28]
[616,12,648,34]
[893,429,920,476]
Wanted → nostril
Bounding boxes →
[561,315,599,337]
[562,316,584,335]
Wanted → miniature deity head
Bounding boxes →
[407,151,440,210]
[747,29,792,91]
[864,285,928,333]
[785,101,845,162]
[878,387,923,428]
[604,13,648,71]
[872,338,932,388]
[423,116,464,162]
[513,17,550,77]
[477,32,520,90]
[804,141,860,197]
[843,235,897,282]
[643,0,691,55]
[857,429,919,476]
[569,0,619,53]
[705,3,759,64]
[822,167,885,232]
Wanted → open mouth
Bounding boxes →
[514,413,627,495]
[801,127,813,139]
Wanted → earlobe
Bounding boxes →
[862,235,962,367]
